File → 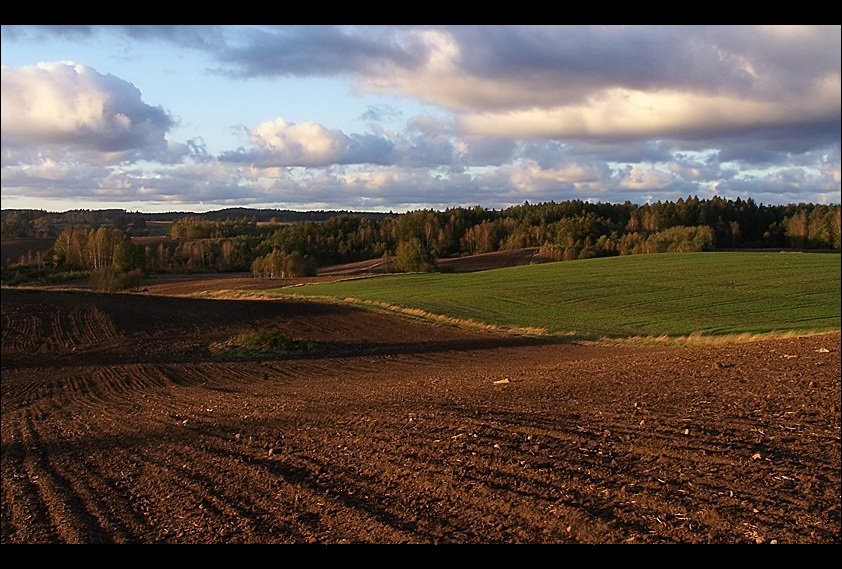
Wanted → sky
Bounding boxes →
[1,25,840,214]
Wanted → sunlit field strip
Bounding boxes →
[274,252,841,341]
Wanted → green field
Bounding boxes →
[275,252,841,341]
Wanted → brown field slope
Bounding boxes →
[1,267,841,544]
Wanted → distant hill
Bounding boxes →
[198,208,390,223]
[1,207,391,223]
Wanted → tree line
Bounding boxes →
[2,196,839,289]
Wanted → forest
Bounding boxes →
[1,195,840,290]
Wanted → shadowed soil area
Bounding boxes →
[1,278,840,544]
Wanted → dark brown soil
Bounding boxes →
[2,278,840,544]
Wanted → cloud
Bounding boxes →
[1,25,839,212]
[213,25,427,78]
[250,118,349,165]
[219,115,468,169]
[218,118,397,167]
[457,84,840,143]
[8,26,838,153]
[1,61,180,165]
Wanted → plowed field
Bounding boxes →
[1,276,840,544]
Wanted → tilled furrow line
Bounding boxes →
[0,368,45,410]
[1,312,39,354]
[116,433,395,543]
[11,412,109,543]
[24,437,150,544]
[193,361,271,390]
[1,419,63,544]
